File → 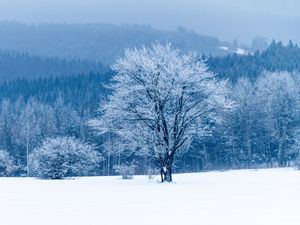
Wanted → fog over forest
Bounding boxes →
[0,0,299,44]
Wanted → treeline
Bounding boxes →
[208,41,300,81]
[1,42,300,176]
[0,72,112,113]
[0,71,115,176]
[0,50,107,82]
[178,72,300,172]
[2,72,299,176]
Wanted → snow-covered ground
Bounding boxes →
[1,168,300,225]
[235,47,248,55]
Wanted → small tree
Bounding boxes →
[29,137,102,179]
[113,164,136,179]
[90,44,233,182]
[0,150,16,176]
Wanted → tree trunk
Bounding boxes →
[26,123,30,177]
[167,167,172,182]
[160,168,164,182]
[278,141,284,167]
[160,166,172,182]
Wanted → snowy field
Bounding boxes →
[1,168,300,225]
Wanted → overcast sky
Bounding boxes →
[0,0,299,44]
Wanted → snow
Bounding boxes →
[219,46,229,51]
[235,48,248,55]
[1,168,300,225]
[219,46,248,55]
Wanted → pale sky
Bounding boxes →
[0,0,299,44]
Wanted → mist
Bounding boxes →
[0,0,299,44]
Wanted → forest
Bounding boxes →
[0,41,299,178]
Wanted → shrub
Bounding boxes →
[113,164,136,179]
[29,137,102,179]
[146,166,159,179]
[0,150,17,176]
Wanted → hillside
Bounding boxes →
[0,168,299,225]
[0,22,236,64]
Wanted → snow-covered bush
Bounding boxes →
[295,153,300,169]
[145,165,159,179]
[113,164,136,179]
[29,137,102,179]
[0,150,16,176]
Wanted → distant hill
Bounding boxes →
[0,22,239,64]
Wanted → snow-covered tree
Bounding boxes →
[231,78,256,167]
[14,99,40,176]
[14,99,56,176]
[90,43,233,182]
[0,100,15,156]
[53,97,80,136]
[256,72,300,166]
[29,137,102,179]
[0,150,16,176]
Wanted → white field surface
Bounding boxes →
[1,168,300,225]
